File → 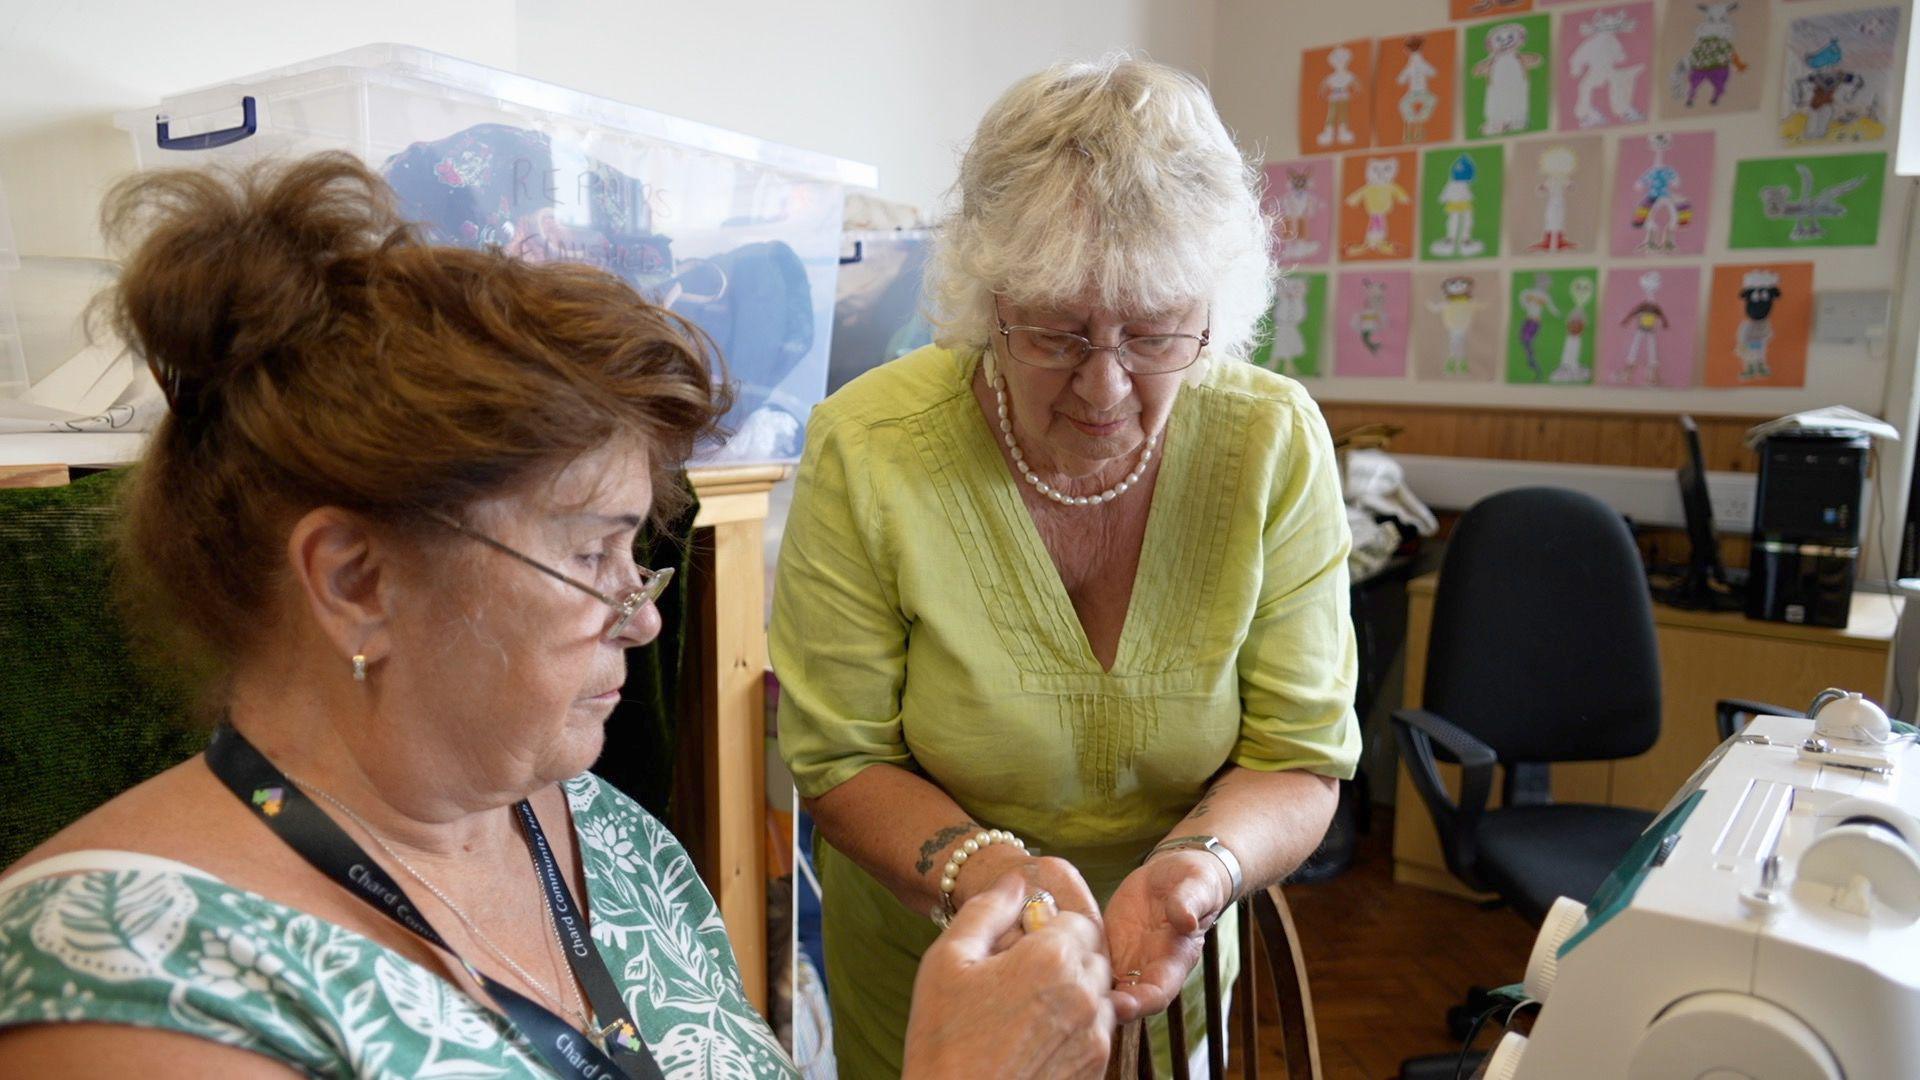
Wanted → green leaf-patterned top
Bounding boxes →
[0,772,796,1079]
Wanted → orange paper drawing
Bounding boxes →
[1375,29,1459,146]
[1339,151,1418,261]
[1703,262,1814,388]
[1301,40,1375,153]
[1452,0,1533,19]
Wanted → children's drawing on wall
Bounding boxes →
[1333,271,1411,377]
[1300,41,1375,153]
[1780,7,1901,145]
[1251,272,1329,378]
[1631,134,1691,253]
[1338,151,1416,261]
[1413,270,1502,381]
[1610,131,1714,257]
[1657,1,1770,119]
[1704,263,1814,388]
[1466,15,1551,139]
[1730,152,1886,248]
[1451,0,1532,20]
[1506,135,1602,253]
[1551,276,1595,384]
[1558,2,1652,130]
[1506,268,1598,384]
[1420,146,1503,260]
[1375,29,1457,146]
[1597,266,1701,387]
[1262,159,1334,266]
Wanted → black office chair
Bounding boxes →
[1394,486,1662,922]
[1393,488,1661,1079]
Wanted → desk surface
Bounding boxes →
[1407,570,1902,647]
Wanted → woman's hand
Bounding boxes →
[1102,851,1235,1021]
[903,874,1115,1079]
[951,847,1103,928]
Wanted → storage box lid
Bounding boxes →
[120,43,879,190]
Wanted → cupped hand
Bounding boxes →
[903,873,1116,1080]
[1103,851,1234,1022]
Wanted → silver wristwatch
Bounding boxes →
[1149,834,1244,899]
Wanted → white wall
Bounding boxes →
[0,0,1214,259]
[514,1,1216,220]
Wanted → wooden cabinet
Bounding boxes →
[1392,570,1902,898]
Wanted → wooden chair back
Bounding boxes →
[1106,884,1320,1079]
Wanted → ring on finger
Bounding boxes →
[1020,889,1058,933]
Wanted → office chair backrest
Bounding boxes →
[1425,487,1660,763]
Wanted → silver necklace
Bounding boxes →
[986,359,1158,506]
[290,773,594,1034]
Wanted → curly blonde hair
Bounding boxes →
[926,54,1274,372]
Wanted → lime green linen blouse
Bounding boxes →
[772,344,1360,1075]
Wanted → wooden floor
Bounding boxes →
[1235,808,1535,1080]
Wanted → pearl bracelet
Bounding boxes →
[931,828,1027,928]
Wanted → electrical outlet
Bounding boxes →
[1706,473,1757,532]
[1812,290,1890,346]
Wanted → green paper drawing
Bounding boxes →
[1506,268,1599,384]
[1420,146,1504,260]
[1730,153,1886,248]
[1251,272,1329,378]
[1465,14,1552,139]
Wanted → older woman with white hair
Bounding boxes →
[774,56,1359,1076]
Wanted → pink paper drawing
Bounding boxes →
[1557,3,1653,130]
[1262,159,1335,266]
[1610,130,1715,256]
[1596,266,1701,387]
[1334,271,1411,377]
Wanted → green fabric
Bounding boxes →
[0,470,202,870]
[0,771,795,1078]
[771,345,1361,1077]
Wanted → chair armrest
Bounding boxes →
[1715,698,1806,741]
[1391,707,1496,885]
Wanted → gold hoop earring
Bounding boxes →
[351,654,368,682]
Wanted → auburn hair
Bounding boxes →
[100,152,727,696]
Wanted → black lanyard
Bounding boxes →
[205,725,664,1080]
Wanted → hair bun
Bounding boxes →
[101,152,410,421]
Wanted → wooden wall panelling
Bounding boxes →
[1322,404,1773,568]
[1318,404,1767,472]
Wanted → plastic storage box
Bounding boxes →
[0,173,24,397]
[117,44,877,464]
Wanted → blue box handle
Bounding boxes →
[156,96,257,151]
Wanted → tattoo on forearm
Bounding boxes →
[1188,785,1223,820]
[915,823,977,875]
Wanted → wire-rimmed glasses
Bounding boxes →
[994,307,1211,375]
[426,511,672,642]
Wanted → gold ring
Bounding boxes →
[1020,889,1058,932]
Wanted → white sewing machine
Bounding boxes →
[1481,691,1920,1079]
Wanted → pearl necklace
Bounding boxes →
[986,363,1158,507]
